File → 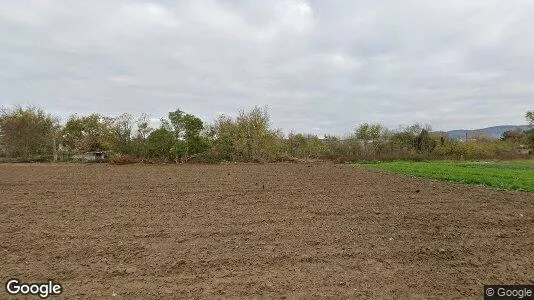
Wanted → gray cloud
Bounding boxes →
[1,0,533,135]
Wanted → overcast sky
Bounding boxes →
[1,0,533,135]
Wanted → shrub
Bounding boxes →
[108,153,139,165]
[209,107,281,162]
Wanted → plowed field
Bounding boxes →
[1,163,532,299]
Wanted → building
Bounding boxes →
[72,151,109,162]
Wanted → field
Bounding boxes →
[358,160,534,193]
[0,163,533,299]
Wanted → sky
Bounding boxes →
[1,0,533,135]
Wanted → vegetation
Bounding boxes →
[357,160,534,192]
[0,106,58,160]
[526,111,534,125]
[0,105,532,163]
[207,107,281,162]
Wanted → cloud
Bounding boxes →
[0,0,533,135]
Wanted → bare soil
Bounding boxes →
[0,163,532,299]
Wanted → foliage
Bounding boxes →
[0,107,532,163]
[355,123,384,142]
[359,160,534,193]
[108,153,140,165]
[283,133,325,158]
[146,128,175,160]
[109,113,135,155]
[526,111,534,125]
[131,113,153,158]
[525,129,534,150]
[415,129,436,152]
[167,109,208,159]
[501,130,525,144]
[209,107,280,162]
[62,114,114,153]
[0,106,58,160]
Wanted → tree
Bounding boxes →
[526,111,534,125]
[525,129,534,151]
[210,107,279,162]
[355,123,385,157]
[356,123,384,142]
[181,113,205,156]
[131,113,153,158]
[415,129,436,153]
[389,131,416,150]
[404,123,432,136]
[61,114,114,153]
[168,109,185,138]
[109,113,134,154]
[146,128,174,160]
[284,133,325,158]
[0,106,58,160]
[167,109,206,159]
[210,115,237,160]
[522,111,534,151]
[501,130,525,144]
[135,113,152,140]
[234,106,279,161]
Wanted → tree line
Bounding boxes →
[0,106,533,163]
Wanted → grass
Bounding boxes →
[356,160,534,193]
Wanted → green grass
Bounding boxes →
[356,160,534,193]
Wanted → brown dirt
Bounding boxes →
[0,163,533,299]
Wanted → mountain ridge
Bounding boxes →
[439,125,534,139]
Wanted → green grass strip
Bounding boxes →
[356,160,534,193]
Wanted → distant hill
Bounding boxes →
[444,125,534,140]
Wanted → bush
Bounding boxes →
[209,107,281,162]
[108,154,140,165]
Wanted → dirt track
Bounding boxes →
[0,163,532,299]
